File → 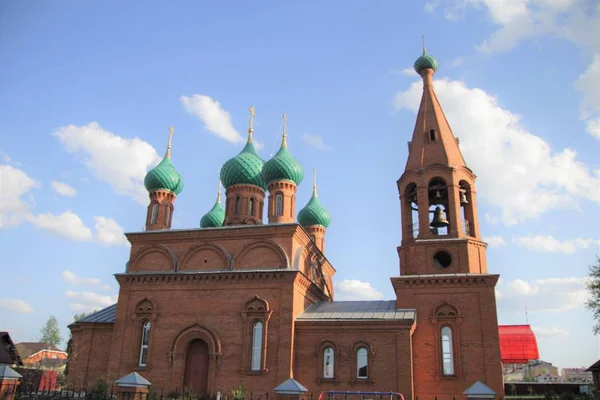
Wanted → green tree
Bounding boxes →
[585,256,600,334]
[39,315,63,347]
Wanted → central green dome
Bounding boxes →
[262,135,304,186]
[220,135,266,190]
[414,49,439,74]
[144,148,184,195]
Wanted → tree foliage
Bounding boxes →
[39,315,63,347]
[585,256,600,334]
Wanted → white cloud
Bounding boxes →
[576,54,600,139]
[65,290,117,313]
[53,122,161,205]
[301,133,333,151]
[0,298,34,313]
[61,270,101,286]
[514,235,600,253]
[532,326,570,337]
[181,95,244,144]
[51,181,77,197]
[28,210,128,246]
[336,279,383,301]
[484,236,507,248]
[450,56,468,68]
[94,216,128,246]
[181,95,264,150]
[394,78,600,224]
[496,277,589,313]
[0,165,40,228]
[401,68,416,76]
[28,210,93,242]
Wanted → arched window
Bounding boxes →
[441,326,454,375]
[323,347,334,379]
[251,321,263,371]
[165,206,171,226]
[275,194,283,216]
[150,204,158,224]
[249,198,255,216]
[356,347,368,379]
[138,321,151,366]
[234,196,241,215]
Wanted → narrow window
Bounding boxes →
[235,196,241,215]
[165,206,171,226]
[441,326,454,375]
[275,194,283,216]
[323,347,334,379]
[251,321,263,371]
[138,321,151,366]
[429,129,436,141]
[249,198,255,216]
[311,234,316,243]
[356,347,368,379]
[150,204,158,224]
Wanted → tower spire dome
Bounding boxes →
[297,168,330,229]
[414,41,439,75]
[261,113,304,186]
[200,179,225,228]
[143,127,184,195]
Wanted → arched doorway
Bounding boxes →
[183,340,209,397]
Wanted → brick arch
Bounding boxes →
[243,296,270,313]
[171,323,222,356]
[129,244,177,272]
[433,301,461,317]
[232,239,289,269]
[178,242,232,271]
[134,298,156,313]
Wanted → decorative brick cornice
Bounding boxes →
[391,273,499,288]
[295,274,330,302]
[116,270,296,285]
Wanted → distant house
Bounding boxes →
[0,331,23,365]
[15,342,67,368]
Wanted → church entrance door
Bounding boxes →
[183,340,209,397]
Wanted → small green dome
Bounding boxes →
[220,137,266,190]
[297,185,331,229]
[200,202,225,228]
[414,50,439,74]
[144,156,184,195]
[262,135,304,186]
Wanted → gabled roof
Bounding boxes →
[498,325,539,364]
[78,304,117,323]
[15,342,64,359]
[588,359,600,372]
[0,365,22,379]
[0,331,23,365]
[274,378,308,394]
[463,381,496,397]
[115,372,151,387]
[297,301,416,321]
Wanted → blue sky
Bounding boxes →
[1,1,600,371]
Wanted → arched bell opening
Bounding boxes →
[405,183,419,239]
[459,180,475,237]
[428,177,449,236]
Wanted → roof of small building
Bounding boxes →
[498,324,540,364]
[274,378,308,394]
[463,381,496,397]
[0,365,22,379]
[0,331,23,365]
[297,300,416,321]
[15,342,64,359]
[78,304,118,323]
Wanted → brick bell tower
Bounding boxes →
[143,127,184,231]
[392,47,503,398]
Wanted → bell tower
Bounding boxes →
[397,49,485,276]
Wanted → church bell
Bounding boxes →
[430,206,450,228]
[459,190,469,205]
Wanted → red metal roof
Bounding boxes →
[499,325,539,364]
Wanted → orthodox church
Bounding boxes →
[68,49,503,399]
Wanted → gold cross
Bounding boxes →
[166,126,174,158]
[248,106,256,131]
[282,113,287,136]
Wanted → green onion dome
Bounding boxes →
[220,133,266,190]
[262,134,304,186]
[200,184,225,228]
[144,133,184,195]
[297,172,331,228]
[414,48,439,74]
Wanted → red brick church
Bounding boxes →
[68,49,503,399]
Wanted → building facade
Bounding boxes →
[68,50,503,399]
